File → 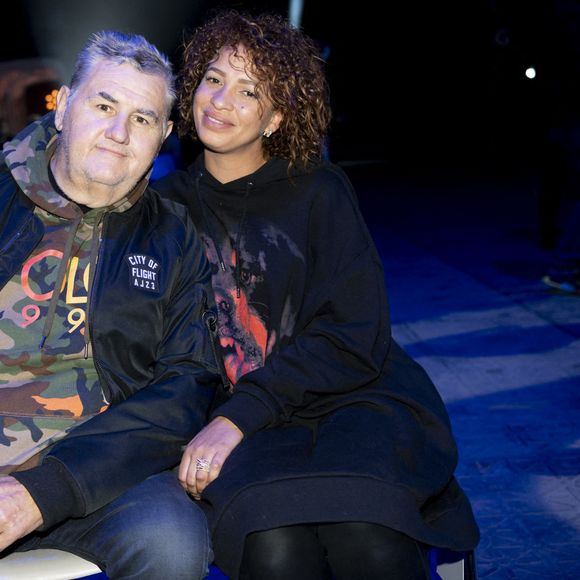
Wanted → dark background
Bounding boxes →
[2,0,579,175]
[2,5,580,578]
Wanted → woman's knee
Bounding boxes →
[241,525,327,580]
[320,522,429,580]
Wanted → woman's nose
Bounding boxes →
[210,87,234,110]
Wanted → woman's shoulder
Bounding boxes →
[151,168,195,206]
[315,160,351,181]
[297,160,350,183]
[152,168,193,191]
[298,161,359,210]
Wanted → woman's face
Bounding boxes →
[193,45,282,163]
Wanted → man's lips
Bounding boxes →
[95,146,127,158]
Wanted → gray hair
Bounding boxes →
[70,30,176,115]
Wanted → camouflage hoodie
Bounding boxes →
[0,114,141,474]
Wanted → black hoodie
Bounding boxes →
[157,157,401,431]
[155,156,479,577]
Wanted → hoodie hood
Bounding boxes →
[188,156,312,298]
[1,113,81,219]
[189,155,312,194]
[2,112,147,218]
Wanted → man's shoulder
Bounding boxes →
[0,166,32,216]
[135,186,200,253]
[0,162,17,194]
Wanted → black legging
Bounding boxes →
[239,522,430,580]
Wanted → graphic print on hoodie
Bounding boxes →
[202,220,302,385]
[154,156,318,390]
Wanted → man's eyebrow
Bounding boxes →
[95,91,160,123]
[136,108,160,123]
[97,91,118,104]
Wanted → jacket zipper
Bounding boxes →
[202,304,232,393]
[88,214,112,405]
[0,212,34,255]
[0,229,22,255]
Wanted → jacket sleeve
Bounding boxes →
[14,214,223,529]
[213,165,394,435]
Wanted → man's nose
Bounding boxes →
[105,115,130,143]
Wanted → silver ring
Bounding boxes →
[195,457,211,472]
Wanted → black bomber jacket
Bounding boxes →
[0,163,224,529]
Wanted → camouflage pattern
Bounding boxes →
[0,114,144,474]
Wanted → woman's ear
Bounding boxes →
[266,110,283,136]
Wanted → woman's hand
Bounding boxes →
[179,416,243,498]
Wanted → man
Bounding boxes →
[0,31,222,578]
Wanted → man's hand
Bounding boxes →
[179,416,243,499]
[0,476,43,552]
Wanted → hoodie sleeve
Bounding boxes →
[213,165,393,435]
[13,211,223,528]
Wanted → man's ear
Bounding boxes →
[54,86,71,131]
[164,120,174,141]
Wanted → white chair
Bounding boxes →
[435,549,478,580]
[0,547,476,580]
[437,558,468,580]
[0,549,102,580]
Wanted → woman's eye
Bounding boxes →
[97,103,111,112]
[241,90,256,99]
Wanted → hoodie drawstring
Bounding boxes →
[195,175,226,273]
[83,213,104,358]
[39,216,82,350]
[195,174,253,298]
[234,181,252,298]
[39,213,103,357]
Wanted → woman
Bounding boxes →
[156,10,479,579]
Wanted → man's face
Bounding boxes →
[52,60,173,208]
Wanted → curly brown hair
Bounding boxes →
[178,10,331,166]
